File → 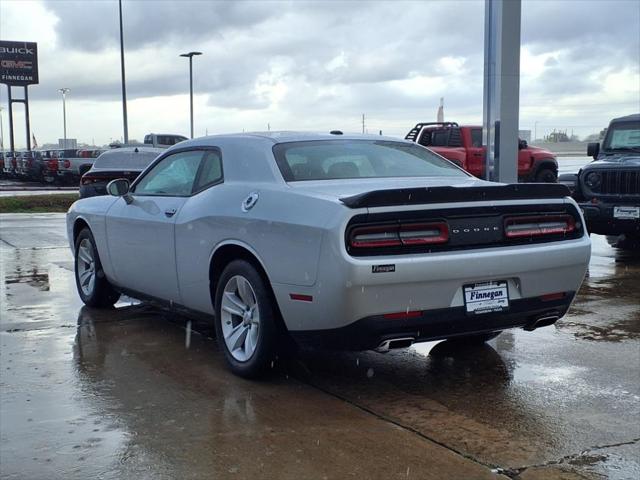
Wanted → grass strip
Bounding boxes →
[0,194,79,213]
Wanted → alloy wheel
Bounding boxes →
[77,238,96,296]
[220,275,261,362]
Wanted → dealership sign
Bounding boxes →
[0,41,39,86]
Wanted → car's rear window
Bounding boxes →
[273,140,466,181]
[93,149,161,170]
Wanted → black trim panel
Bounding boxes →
[290,294,575,351]
[340,183,570,208]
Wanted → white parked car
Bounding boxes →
[67,132,591,377]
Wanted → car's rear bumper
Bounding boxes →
[273,235,591,333]
[579,200,640,235]
[290,293,574,350]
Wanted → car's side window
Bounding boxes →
[134,150,203,196]
[193,150,223,192]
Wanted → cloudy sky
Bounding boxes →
[1,0,638,147]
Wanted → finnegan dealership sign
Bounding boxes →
[0,41,39,86]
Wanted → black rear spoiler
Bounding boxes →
[339,183,570,209]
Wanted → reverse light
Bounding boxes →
[504,215,576,238]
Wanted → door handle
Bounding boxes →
[164,208,177,218]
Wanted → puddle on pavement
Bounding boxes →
[1,219,639,479]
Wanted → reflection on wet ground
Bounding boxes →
[1,214,639,479]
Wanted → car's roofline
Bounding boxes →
[175,131,411,147]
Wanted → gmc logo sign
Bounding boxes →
[1,60,32,69]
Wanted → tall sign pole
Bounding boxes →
[0,41,39,152]
[483,0,521,183]
[119,0,129,143]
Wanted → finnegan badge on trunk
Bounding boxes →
[372,264,395,273]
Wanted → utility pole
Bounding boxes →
[58,88,70,145]
[362,114,365,134]
[0,106,4,151]
[179,51,202,138]
[119,0,129,144]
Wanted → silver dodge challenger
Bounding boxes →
[67,132,591,377]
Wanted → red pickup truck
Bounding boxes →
[405,122,558,182]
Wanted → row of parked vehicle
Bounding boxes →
[0,133,188,186]
[0,148,104,184]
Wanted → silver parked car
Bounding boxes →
[66,132,591,377]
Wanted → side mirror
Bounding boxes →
[106,178,133,204]
[587,142,599,159]
[518,139,528,150]
[107,178,130,196]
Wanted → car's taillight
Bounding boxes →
[81,175,98,185]
[349,221,449,249]
[399,222,449,245]
[63,159,71,168]
[504,215,575,238]
[47,159,58,171]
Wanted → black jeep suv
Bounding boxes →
[564,114,640,244]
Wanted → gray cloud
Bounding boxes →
[5,0,637,145]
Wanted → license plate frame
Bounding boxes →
[463,281,510,315]
[613,206,640,220]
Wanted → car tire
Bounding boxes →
[74,228,120,308]
[214,259,279,378]
[445,331,501,345]
[535,167,557,183]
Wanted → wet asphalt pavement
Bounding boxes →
[0,213,638,480]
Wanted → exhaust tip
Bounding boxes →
[375,337,415,353]
[524,314,560,331]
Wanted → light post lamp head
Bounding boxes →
[58,87,70,98]
[180,51,202,59]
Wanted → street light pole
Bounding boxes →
[58,88,70,145]
[119,0,129,144]
[180,51,202,138]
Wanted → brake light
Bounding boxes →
[63,159,71,169]
[350,222,449,249]
[81,175,99,185]
[504,215,575,238]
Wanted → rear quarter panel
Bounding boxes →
[175,183,343,314]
